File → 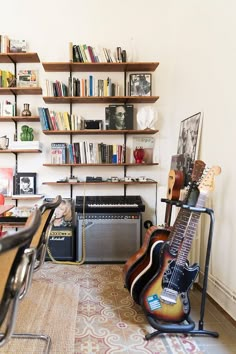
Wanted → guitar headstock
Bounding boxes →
[191,160,206,183]
[199,166,221,194]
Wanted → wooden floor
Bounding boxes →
[189,287,236,353]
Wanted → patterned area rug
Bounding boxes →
[0,265,79,354]
[38,263,203,354]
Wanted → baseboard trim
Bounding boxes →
[194,283,236,328]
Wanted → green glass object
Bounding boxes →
[20,125,34,141]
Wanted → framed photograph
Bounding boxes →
[15,172,36,195]
[129,73,152,96]
[17,70,38,87]
[175,112,203,185]
[105,104,134,130]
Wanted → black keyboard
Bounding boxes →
[75,195,145,213]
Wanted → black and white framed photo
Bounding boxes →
[177,112,202,160]
[105,104,134,130]
[129,73,152,96]
[15,172,36,195]
[175,112,203,186]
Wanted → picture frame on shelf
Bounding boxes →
[17,70,38,87]
[105,104,134,130]
[129,73,152,96]
[15,172,36,195]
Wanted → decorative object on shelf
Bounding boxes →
[130,73,152,96]
[137,106,158,130]
[133,147,145,164]
[0,135,9,150]
[132,136,154,163]
[14,172,36,195]
[20,125,34,141]
[21,103,32,117]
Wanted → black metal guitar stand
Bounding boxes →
[145,203,219,340]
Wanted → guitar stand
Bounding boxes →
[145,204,219,340]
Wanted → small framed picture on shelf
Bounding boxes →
[17,70,38,87]
[129,73,152,96]
[15,172,36,195]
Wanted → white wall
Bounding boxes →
[1,0,235,319]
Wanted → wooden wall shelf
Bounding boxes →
[0,52,40,63]
[43,162,159,167]
[42,96,159,104]
[0,87,42,95]
[42,129,159,135]
[43,181,157,185]
[42,62,159,73]
[0,116,40,122]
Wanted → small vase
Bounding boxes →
[133,147,145,164]
[22,103,31,117]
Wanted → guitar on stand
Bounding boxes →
[164,169,184,227]
[129,161,205,304]
[123,167,185,291]
[140,166,221,324]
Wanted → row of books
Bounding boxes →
[71,43,122,63]
[45,76,120,97]
[0,35,27,53]
[38,107,81,131]
[51,142,125,164]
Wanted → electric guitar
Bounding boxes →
[129,161,205,304]
[140,166,221,323]
[123,168,184,290]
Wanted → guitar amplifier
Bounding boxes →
[45,227,75,261]
[76,212,142,263]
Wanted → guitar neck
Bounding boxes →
[176,193,207,267]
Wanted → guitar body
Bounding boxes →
[123,225,165,289]
[167,170,184,201]
[130,234,168,304]
[140,243,200,323]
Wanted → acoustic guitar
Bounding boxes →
[164,169,184,227]
[129,161,205,304]
[140,166,221,323]
[123,168,184,290]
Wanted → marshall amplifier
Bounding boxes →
[46,228,75,261]
[45,197,75,261]
[76,212,142,263]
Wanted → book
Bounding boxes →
[132,136,154,163]
[51,143,67,164]
[0,168,14,196]
[105,104,134,130]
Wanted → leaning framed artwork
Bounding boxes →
[15,172,36,195]
[173,112,203,185]
[177,112,202,160]
[129,73,152,96]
